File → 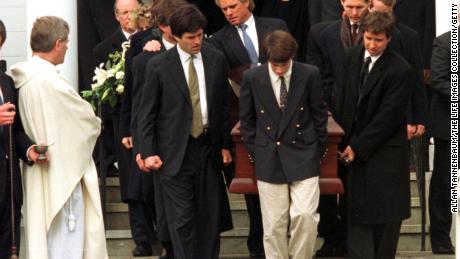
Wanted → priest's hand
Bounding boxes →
[222,149,232,166]
[121,137,133,149]
[145,155,163,170]
[0,102,16,126]
[136,153,150,172]
[27,145,49,164]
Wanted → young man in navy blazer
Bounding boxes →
[240,30,328,259]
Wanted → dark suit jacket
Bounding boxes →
[320,20,350,111]
[335,45,412,224]
[138,45,232,177]
[239,62,328,183]
[129,39,166,146]
[120,28,161,138]
[308,0,342,25]
[390,23,428,126]
[305,21,334,105]
[209,16,288,69]
[394,0,436,69]
[0,73,33,205]
[93,28,128,118]
[77,0,118,92]
[253,0,309,61]
[430,32,451,140]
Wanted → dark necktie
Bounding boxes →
[239,24,259,64]
[279,76,288,111]
[359,56,372,92]
[351,24,358,43]
[188,55,203,138]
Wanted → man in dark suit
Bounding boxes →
[240,30,328,258]
[334,12,412,258]
[314,1,368,256]
[0,20,41,259]
[209,1,287,256]
[138,5,233,259]
[428,31,454,255]
[124,1,187,258]
[94,0,156,256]
[369,0,428,139]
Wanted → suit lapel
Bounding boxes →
[278,63,306,137]
[255,18,268,62]
[357,49,389,107]
[253,65,282,124]
[224,25,251,65]
[167,47,191,105]
[202,48,215,117]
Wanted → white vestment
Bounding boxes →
[10,56,108,259]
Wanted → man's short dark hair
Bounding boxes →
[262,30,298,63]
[0,19,6,47]
[151,0,187,26]
[169,4,207,38]
[361,11,395,38]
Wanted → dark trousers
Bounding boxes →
[0,199,20,259]
[160,135,225,259]
[128,201,155,247]
[317,162,348,247]
[244,194,264,254]
[429,138,452,247]
[348,221,402,259]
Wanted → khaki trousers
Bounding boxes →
[257,177,320,259]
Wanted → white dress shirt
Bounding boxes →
[236,15,259,57]
[177,45,208,126]
[364,50,383,72]
[268,60,293,107]
[162,37,175,50]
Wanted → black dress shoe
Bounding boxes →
[132,244,153,257]
[432,245,455,254]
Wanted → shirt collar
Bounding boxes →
[236,14,255,30]
[162,37,175,50]
[177,44,202,64]
[364,50,382,63]
[268,60,293,83]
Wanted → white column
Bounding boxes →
[25,0,78,90]
[436,0,456,36]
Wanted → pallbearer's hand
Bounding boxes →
[121,137,133,149]
[136,153,150,172]
[222,149,232,166]
[145,155,163,170]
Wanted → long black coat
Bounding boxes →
[334,45,412,224]
[239,62,328,183]
[0,72,33,205]
[430,32,451,140]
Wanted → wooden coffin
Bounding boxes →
[229,115,344,195]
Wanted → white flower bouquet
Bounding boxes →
[82,41,130,110]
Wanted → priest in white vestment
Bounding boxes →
[10,16,108,259]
